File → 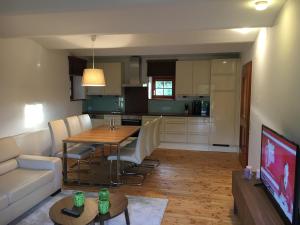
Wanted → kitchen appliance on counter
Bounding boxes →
[192,100,210,117]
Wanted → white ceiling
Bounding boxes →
[0,0,286,55]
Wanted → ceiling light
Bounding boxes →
[82,35,106,87]
[233,28,252,34]
[254,0,270,11]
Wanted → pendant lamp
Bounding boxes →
[82,35,106,86]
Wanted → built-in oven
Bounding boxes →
[121,115,142,126]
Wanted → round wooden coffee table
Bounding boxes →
[49,196,98,225]
[97,192,130,225]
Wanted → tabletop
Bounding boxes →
[63,125,140,145]
[49,197,98,225]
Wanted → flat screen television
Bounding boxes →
[260,125,300,225]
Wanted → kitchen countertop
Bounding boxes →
[83,111,210,118]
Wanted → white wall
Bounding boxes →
[0,38,82,138]
[242,0,300,169]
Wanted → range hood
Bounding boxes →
[122,56,143,87]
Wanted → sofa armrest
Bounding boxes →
[17,154,62,192]
[17,154,61,170]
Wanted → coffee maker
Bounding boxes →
[192,100,210,116]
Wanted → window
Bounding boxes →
[152,76,175,99]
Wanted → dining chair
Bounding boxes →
[78,114,93,131]
[65,116,82,136]
[107,122,149,185]
[48,119,93,183]
[142,118,160,167]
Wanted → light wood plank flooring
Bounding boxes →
[65,149,241,225]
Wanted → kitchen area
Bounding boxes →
[69,54,241,152]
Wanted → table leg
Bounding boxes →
[99,218,104,225]
[63,142,68,183]
[125,208,130,225]
[116,144,121,184]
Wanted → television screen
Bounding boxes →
[261,125,298,223]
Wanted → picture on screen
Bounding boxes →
[261,126,298,223]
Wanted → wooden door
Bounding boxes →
[239,61,252,168]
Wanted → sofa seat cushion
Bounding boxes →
[0,168,54,204]
[0,194,8,211]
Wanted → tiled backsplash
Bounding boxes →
[83,96,124,112]
[83,96,209,114]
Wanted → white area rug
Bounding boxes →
[14,190,168,225]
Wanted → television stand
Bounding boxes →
[232,171,285,225]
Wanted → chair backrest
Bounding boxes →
[134,122,150,164]
[155,116,163,148]
[153,118,160,149]
[65,116,82,136]
[48,119,69,155]
[78,114,92,131]
[146,119,156,156]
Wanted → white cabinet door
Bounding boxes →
[210,92,236,145]
[211,59,237,74]
[175,61,193,96]
[211,75,236,91]
[87,62,122,95]
[193,60,211,96]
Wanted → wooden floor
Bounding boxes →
[65,149,241,225]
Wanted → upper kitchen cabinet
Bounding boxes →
[68,56,87,100]
[192,60,211,96]
[175,61,193,96]
[175,60,211,96]
[87,62,122,96]
[211,59,237,74]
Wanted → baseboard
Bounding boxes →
[159,143,238,152]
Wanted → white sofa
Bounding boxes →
[0,136,62,225]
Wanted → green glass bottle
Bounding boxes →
[98,200,110,215]
[73,191,85,207]
[98,188,110,201]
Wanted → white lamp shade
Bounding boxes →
[81,68,106,86]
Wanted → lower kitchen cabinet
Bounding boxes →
[103,115,122,126]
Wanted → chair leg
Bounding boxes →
[77,160,81,184]
[109,160,113,184]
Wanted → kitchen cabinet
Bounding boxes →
[211,59,237,74]
[142,116,210,145]
[175,61,193,96]
[187,117,210,144]
[192,60,211,95]
[87,62,122,96]
[211,75,236,91]
[91,119,105,127]
[210,59,239,146]
[175,60,211,96]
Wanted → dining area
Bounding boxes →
[48,114,162,187]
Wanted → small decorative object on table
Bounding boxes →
[73,191,85,208]
[98,188,110,215]
[243,165,253,180]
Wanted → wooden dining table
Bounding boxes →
[63,125,140,185]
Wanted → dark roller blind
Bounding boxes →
[147,60,176,77]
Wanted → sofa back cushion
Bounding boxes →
[14,129,52,156]
[0,159,18,176]
[0,137,21,163]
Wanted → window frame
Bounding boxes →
[151,76,175,99]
